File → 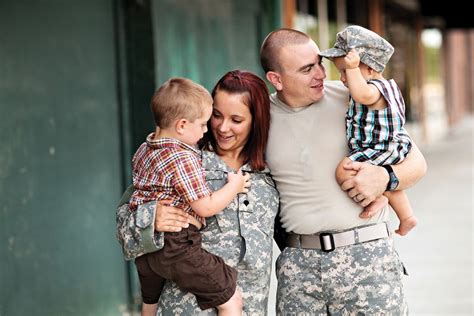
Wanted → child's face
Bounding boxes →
[182,103,212,146]
[333,57,372,87]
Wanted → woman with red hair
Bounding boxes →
[117,70,279,315]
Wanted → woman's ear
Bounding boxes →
[175,118,187,135]
[266,71,283,91]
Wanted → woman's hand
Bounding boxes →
[154,200,190,232]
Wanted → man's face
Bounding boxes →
[276,40,326,107]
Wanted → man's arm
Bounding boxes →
[341,141,427,206]
[391,142,427,189]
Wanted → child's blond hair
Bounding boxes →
[151,77,212,128]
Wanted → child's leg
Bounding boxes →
[335,157,358,185]
[216,289,243,316]
[154,226,241,313]
[141,303,158,316]
[135,254,166,316]
[384,190,418,236]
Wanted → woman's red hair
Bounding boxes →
[201,70,270,171]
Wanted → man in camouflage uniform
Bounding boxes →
[261,28,426,315]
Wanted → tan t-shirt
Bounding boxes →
[266,80,389,234]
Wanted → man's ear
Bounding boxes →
[175,118,187,135]
[266,71,283,91]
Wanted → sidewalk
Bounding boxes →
[395,116,473,315]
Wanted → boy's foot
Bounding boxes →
[395,215,418,236]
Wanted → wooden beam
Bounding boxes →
[317,0,329,50]
[283,0,296,28]
[368,0,383,35]
[415,17,427,142]
[336,0,347,30]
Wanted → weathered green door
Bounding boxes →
[0,1,127,315]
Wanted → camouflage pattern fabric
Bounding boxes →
[275,235,408,315]
[319,25,394,73]
[117,193,164,260]
[116,150,279,315]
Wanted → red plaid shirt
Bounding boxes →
[129,134,211,225]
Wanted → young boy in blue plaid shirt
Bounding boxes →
[320,25,418,236]
[130,77,249,316]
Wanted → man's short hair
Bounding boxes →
[260,28,311,73]
[150,77,212,128]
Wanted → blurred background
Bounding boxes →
[1,0,472,315]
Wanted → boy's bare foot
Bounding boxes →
[395,215,418,236]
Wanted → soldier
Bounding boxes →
[261,28,426,314]
[117,70,279,315]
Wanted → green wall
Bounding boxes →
[151,0,275,89]
[0,1,127,315]
[0,0,277,314]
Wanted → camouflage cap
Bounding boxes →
[319,25,394,72]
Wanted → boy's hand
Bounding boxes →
[227,170,251,194]
[344,48,360,69]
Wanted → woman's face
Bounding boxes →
[211,90,253,157]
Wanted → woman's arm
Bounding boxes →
[116,185,190,260]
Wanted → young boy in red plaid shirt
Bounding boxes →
[130,78,249,316]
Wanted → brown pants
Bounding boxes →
[134,225,237,310]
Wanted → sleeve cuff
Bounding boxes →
[136,201,164,253]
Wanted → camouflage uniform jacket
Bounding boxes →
[116,150,279,315]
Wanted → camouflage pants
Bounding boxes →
[276,237,407,315]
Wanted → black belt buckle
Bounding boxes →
[319,232,335,252]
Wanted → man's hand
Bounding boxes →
[340,161,389,207]
[154,199,190,232]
